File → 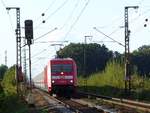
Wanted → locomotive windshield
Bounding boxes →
[51,64,73,73]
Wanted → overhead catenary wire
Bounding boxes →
[34,27,57,42]
[93,27,125,47]
[34,0,56,23]
[1,0,16,35]
[0,0,6,8]
[92,41,116,43]
[31,41,66,61]
[31,43,61,65]
[60,0,80,30]
[7,12,15,34]
[125,1,150,27]
[27,49,47,60]
[45,0,68,22]
[97,26,123,43]
[63,0,90,42]
[138,0,145,7]
[129,8,150,35]
[34,40,68,44]
[34,0,68,30]
[43,0,56,14]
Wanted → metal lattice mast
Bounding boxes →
[124,7,130,93]
[16,8,22,67]
[6,7,21,94]
[124,6,138,94]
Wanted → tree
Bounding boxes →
[0,64,8,80]
[2,65,16,95]
[56,43,113,76]
[131,45,150,77]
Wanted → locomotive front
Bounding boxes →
[49,58,77,96]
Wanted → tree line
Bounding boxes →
[56,43,150,78]
[0,43,150,82]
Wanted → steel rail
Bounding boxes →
[78,91,150,112]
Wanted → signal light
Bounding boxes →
[25,20,33,39]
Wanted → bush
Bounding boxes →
[78,60,150,100]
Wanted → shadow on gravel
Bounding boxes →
[77,85,150,101]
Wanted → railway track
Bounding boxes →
[78,91,150,113]
[56,97,104,113]
[29,88,150,113]
[32,88,120,113]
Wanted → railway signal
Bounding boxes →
[24,19,34,105]
[25,20,33,45]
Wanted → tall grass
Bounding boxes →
[78,60,150,100]
[78,60,124,96]
[79,60,124,87]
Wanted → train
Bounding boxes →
[33,58,77,97]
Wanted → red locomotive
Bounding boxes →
[33,58,77,97]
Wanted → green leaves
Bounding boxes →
[0,64,8,80]
[2,65,16,95]
[56,43,113,76]
[131,45,150,77]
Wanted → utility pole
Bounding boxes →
[124,6,138,95]
[6,7,22,95]
[84,35,92,91]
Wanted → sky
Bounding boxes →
[0,0,150,76]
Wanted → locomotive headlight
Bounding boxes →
[61,72,64,75]
[70,80,73,83]
[52,80,55,83]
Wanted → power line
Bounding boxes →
[0,0,6,8]
[45,0,68,22]
[34,0,56,24]
[99,27,122,42]
[92,41,115,43]
[93,27,125,47]
[60,0,80,30]
[43,0,56,14]
[34,27,57,41]
[138,0,145,6]
[34,0,68,29]
[26,49,47,61]
[34,41,68,44]
[7,12,15,33]
[63,0,90,41]
[31,41,67,60]
[1,0,15,34]
[97,17,123,29]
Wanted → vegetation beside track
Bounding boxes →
[0,65,28,113]
[78,60,150,101]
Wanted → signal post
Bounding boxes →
[24,20,34,106]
